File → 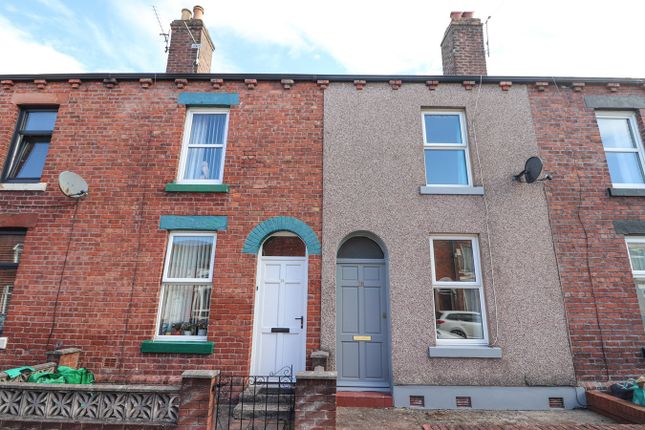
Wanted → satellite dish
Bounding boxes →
[513,156,551,183]
[58,171,88,198]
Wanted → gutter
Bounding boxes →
[0,73,643,86]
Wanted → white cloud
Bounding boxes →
[0,16,84,73]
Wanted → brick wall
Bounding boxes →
[529,82,645,382]
[295,370,337,430]
[440,12,487,76]
[0,78,323,382]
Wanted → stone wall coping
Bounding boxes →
[181,369,220,379]
[0,382,180,392]
[311,350,330,359]
[296,370,337,380]
[45,348,82,356]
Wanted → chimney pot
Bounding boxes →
[193,5,204,20]
[450,11,463,20]
[180,8,192,20]
[462,11,474,18]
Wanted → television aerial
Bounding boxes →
[58,171,89,198]
[513,156,552,183]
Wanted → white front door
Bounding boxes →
[252,256,307,376]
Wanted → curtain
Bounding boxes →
[184,114,226,181]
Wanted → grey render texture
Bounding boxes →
[321,82,576,388]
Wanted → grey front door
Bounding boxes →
[337,261,390,389]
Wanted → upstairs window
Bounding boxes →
[177,109,229,184]
[0,230,26,335]
[596,111,645,188]
[156,232,216,340]
[422,111,472,186]
[2,109,57,182]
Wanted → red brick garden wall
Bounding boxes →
[528,82,645,382]
[0,78,323,382]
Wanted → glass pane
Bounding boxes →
[433,239,476,282]
[12,140,50,179]
[424,114,462,144]
[606,152,645,184]
[337,237,384,259]
[24,111,57,132]
[628,242,645,271]
[425,149,468,185]
[434,288,484,339]
[189,114,226,145]
[0,270,15,336]
[262,236,306,257]
[183,147,223,181]
[0,233,25,264]
[598,117,636,149]
[167,236,214,279]
[158,283,211,337]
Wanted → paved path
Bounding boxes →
[337,407,643,429]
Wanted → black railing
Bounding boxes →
[215,367,295,430]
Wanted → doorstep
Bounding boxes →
[337,391,393,408]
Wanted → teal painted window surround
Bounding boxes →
[178,92,240,107]
[165,183,230,193]
[140,340,214,354]
[159,215,228,231]
[242,216,320,255]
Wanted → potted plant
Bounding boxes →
[181,322,195,336]
[197,319,208,336]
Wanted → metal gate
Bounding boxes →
[215,367,295,430]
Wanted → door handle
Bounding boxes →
[295,316,304,329]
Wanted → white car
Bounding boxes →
[436,311,483,339]
[436,329,464,339]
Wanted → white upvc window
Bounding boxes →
[596,111,645,188]
[177,108,230,184]
[430,236,488,345]
[625,237,645,331]
[155,232,216,341]
[422,111,472,187]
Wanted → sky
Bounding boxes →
[0,0,643,78]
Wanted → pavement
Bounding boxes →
[336,407,644,429]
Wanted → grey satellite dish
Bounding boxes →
[58,171,88,198]
[513,156,551,183]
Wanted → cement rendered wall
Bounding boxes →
[321,82,576,388]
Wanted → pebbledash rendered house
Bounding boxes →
[0,5,644,414]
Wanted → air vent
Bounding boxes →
[456,396,472,408]
[409,395,425,407]
[549,397,565,408]
[102,357,118,368]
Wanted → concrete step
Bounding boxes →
[239,385,295,403]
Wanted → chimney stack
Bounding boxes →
[166,5,215,74]
[440,11,487,76]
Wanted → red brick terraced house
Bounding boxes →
[0,6,324,384]
[529,79,645,386]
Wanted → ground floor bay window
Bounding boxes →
[0,229,26,335]
[625,237,645,331]
[156,232,216,341]
[430,236,488,344]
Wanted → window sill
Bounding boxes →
[140,340,214,354]
[608,188,645,197]
[428,346,502,359]
[0,182,47,192]
[165,183,229,193]
[419,186,484,195]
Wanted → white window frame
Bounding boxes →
[422,110,473,187]
[155,231,216,342]
[429,235,488,345]
[596,111,645,189]
[177,108,230,185]
[625,236,645,332]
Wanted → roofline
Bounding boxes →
[0,72,642,85]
